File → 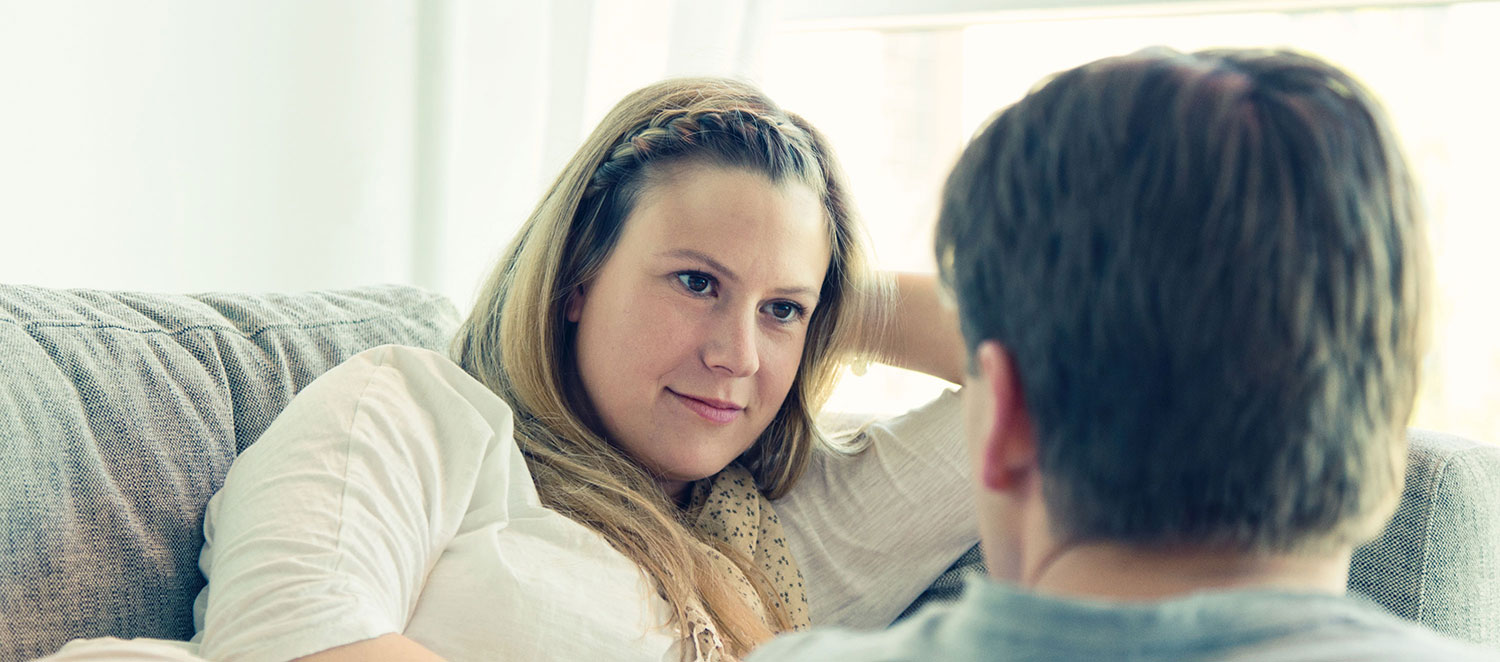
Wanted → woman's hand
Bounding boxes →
[869,272,966,385]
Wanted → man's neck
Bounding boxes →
[1022,543,1352,602]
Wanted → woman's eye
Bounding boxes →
[766,301,805,323]
[676,272,715,296]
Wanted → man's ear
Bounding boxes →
[974,341,1037,493]
[565,285,587,323]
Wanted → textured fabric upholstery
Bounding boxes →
[899,430,1500,651]
[896,542,984,622]
[0,285,459,662]
[1349,430,1500,648]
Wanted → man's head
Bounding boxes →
[936,48,1426,568]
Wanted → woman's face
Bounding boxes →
[567,163,831,500]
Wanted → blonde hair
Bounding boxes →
[452,77,884,656]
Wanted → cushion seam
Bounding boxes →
[1413,447,1461,622]
[2,304,446,341]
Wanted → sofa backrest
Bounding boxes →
[899,430,1500,650]
[0,285,459,662]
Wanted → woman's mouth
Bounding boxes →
[667,389,744,424]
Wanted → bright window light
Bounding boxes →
[763,2,1500,443]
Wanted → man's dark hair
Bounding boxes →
[935,48,1426,552]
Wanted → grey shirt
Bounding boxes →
[749,576,1498,661]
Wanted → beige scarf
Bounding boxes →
[681,464,811,661]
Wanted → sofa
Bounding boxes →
[1,284,1497,660]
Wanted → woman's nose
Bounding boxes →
[702,309,759,377]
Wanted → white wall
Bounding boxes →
[0,0,768,307]
[0,0,419,294]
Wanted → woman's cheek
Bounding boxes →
[634,293,686,348]
[763,337,804,391]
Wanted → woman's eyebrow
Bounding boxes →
[658,248,819,301]
[660,248,739,282]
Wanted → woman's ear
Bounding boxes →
[565,285,587,323]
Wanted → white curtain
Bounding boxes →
[0,0,773,307]
[417,0,776,308]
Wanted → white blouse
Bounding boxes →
[44,345,975,661]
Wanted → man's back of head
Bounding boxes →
[936,47,1424,556]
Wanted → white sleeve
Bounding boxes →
[36,638,209,662]
[193,345,519,662]
[773,389,979,630]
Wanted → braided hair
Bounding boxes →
[587,107,821,195]
[569,108,827,301]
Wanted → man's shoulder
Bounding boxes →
[1217,600,1499,662]
[748,605,952,662]
[747,581,1500,662]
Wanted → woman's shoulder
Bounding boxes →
[228,343,522,495]
[304,343,514,427]
[197,346,547,660]
[323,343,473,389]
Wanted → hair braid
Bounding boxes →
[587,108,818,197]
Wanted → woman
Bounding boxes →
[190,78,970,661]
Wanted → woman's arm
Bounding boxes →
[295,634,445,662]
[777,390,977,627]
[869,272,966,385]
[775,274,975,627]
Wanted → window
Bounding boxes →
[762,1,1500,443]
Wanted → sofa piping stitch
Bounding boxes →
[1412,445,1464,622]
[3,298,450,341]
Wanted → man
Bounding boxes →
[750,48,1495,661]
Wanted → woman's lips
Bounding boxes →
[668,389,743,424]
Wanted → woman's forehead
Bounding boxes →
[621,165,831,291]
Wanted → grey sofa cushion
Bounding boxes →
[899,430,1500,651]
[0,285,459,662]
